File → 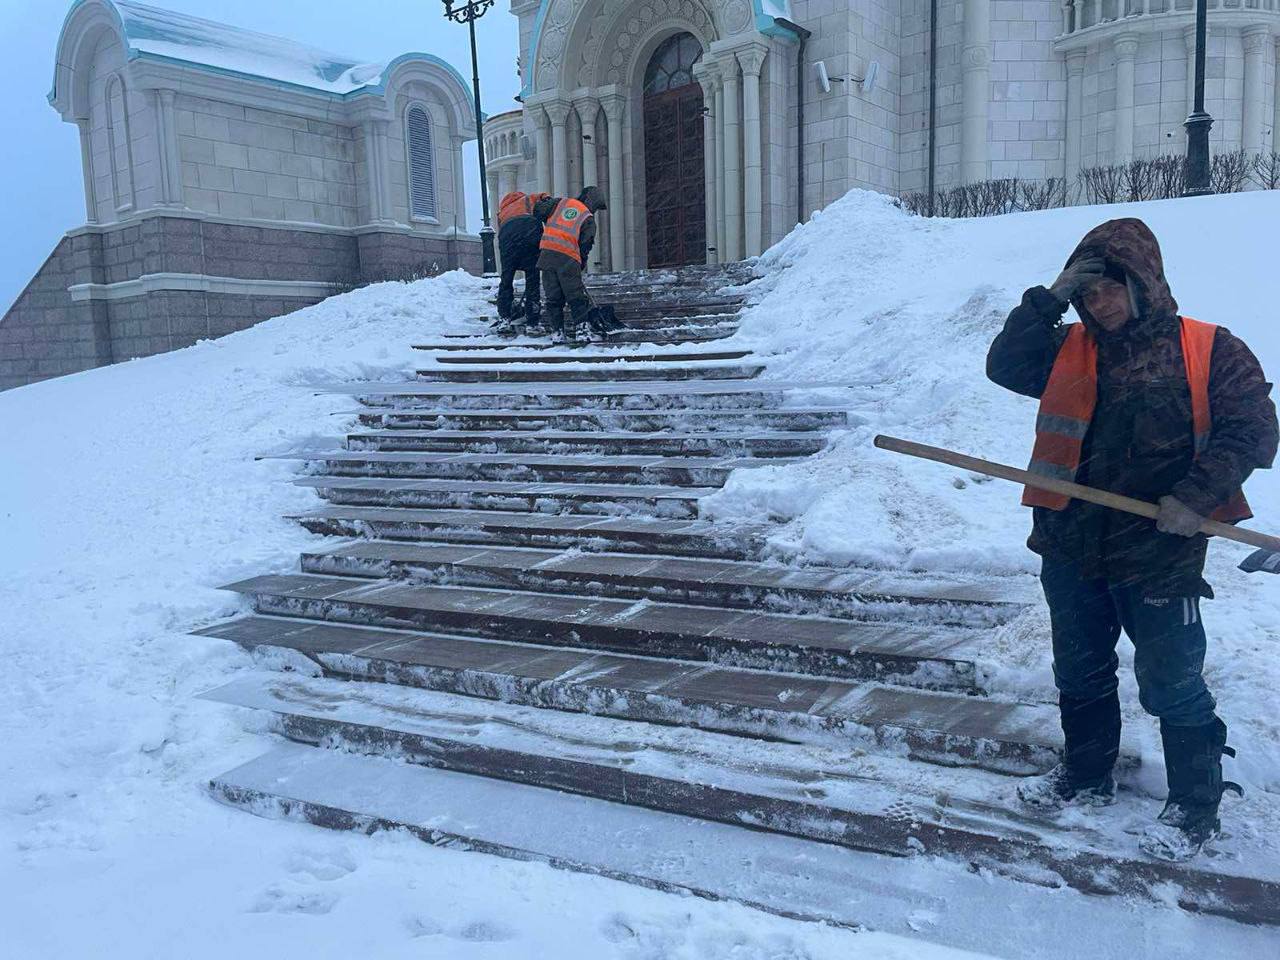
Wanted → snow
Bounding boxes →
[5,190,1280,957]
[714,188,1280,797]
[107,0,408,95]
[0,269,990,959]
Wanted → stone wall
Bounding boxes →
[176,95,362,227]
[0,215,481,392]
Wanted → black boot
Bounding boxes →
[1017,692,1120,811]
[1139,718,1242,862]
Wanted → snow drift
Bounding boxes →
[717,189,1280,791]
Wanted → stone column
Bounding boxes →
[75,118,99,224]
[451,134,468,231]
[692,60,719,264]
[737,46,767,258]
[1114,34,1139,163]
[576,97,601,190]
[961,0,991,183]
[713,71,727,262]
[721,55,743,262]
[1243,26,1272,155]
[1274,38,1280,159]
[486,171,501,231]
[501,165,520,199]
[153,89,183,207]
[547,101,570,197]
[1065,50,1087,187]
[534,107,552,192]
[602,94,627,271]
[568,109,583,196]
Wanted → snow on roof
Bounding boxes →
[114,1,384,94]
[56,1,469,101]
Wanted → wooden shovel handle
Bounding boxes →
[874,434,1280,554]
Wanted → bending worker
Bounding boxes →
[495,189,554,331]
[987,217,1277,862]
[538,186,607,344]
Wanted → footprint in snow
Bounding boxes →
[248,885,338,916]
[285,846,356,881]
[450,919,517,943]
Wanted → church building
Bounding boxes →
[490,0,1280,271]
[2,0,478,390]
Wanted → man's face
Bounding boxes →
[1081,277,1133,332]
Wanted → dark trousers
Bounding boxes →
[496,261,540,322]
[1041,557,1220,780]
[541,263,592,334]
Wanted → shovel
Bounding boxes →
[873,435,1280,574]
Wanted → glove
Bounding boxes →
[1049,257,1106,306]
[1156,496,1205,538]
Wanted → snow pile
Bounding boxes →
[715,189,1280,789]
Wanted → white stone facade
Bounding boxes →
[52,0,478,242]
[508,0,1280,271]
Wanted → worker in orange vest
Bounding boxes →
[987,217,1277,861]
[538,186,607,344]
[495,190,555,331]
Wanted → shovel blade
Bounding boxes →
[1238,548,1280,574]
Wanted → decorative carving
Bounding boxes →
[961,44,992,71]
[723,0,751,34]
[735,46,766,77]
[1113,33,1140,61]
[1243,26,1272,55]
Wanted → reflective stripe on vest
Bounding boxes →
[1023,316,1251,523]
[497,191,548,229]
[539,198,590,264]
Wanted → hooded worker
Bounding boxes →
[538,185,607,344]
[986,217,1278,862]
[495,189,556,331]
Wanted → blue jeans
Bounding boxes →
[1040,557,1220,779]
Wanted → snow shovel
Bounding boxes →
[873,435,1280,574]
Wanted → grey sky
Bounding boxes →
[0,0,524,313]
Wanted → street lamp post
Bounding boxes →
[1183,0,1213,196]
[442,0,497,274]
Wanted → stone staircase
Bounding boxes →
[193,263,1280,931]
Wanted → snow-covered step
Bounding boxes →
[355,407,850,433]
[414,361,766,383]
[283,451,788,486]
[221,573,982,689]
[300,540,1031,623]
[207,744,1280,940]
[345,428,827,457]
[295,475,714,517]
[203,677,1280,927]
[428,348,754,365]
[341,378,795,411]
[196,616,1060,772]
[289,507,771,559]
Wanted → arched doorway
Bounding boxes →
[642,33,706,269]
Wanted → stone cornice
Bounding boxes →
[1055,10,1280,53]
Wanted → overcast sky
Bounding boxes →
[0,0,524,313]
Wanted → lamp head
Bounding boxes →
[442,0,495,23]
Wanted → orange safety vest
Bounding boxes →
[539,198,591,265]
[497,191,549,229]
[1023,316,1251,522]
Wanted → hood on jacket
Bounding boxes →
[1062,217,1179,331]
[578,185,607,213]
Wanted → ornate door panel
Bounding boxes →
[643,34,706,269]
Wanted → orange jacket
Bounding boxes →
[497,191,550,230]
[1024,316,1251,523]
[538,198,592,265]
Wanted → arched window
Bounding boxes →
[405,104,438,221]
[105,74,134,211]
[643,33,703,96]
